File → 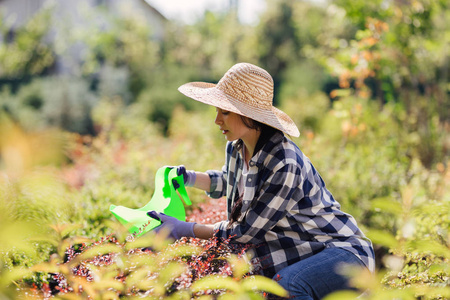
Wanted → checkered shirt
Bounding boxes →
[207,132,375,277]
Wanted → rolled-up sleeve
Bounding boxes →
[206,167,227,199]
[206,141,233,199]
[214,163,303,244]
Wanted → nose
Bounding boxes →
[214,110,223,125]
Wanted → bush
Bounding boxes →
[0,76,98,134]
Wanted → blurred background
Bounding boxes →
[0,0,449,298]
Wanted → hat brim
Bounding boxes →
[178,82,300,137]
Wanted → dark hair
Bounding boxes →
[227,116,283,227]
[239,115,264,131]
[239,115,282,156]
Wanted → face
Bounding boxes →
[214,108,253,142]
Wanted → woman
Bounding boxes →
[147,63,375,299]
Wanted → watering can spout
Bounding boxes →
[109,166,192,237]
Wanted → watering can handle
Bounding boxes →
[168,168,192,206]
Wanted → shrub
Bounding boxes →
[0,76,98,134]
[21,199,287,299]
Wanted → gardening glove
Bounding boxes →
[147,211,196,240]
[167,165,196,188]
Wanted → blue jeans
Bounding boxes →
[273,247,366,300]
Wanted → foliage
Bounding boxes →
[313,0,449,167]
[18,204,286,299]
[0,114,77,298]
[0,114,72,225]
[0,76,98,134]
[2,91,445,299]
[54,100,226,239]
[78,9,160,99]
[327,0,449,101]
[0,6,54,79]
[0,0,449,298]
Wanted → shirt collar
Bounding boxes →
[254,131,284,163]
[232,139,244,151]
[232,130,284,153]
[234,131,284,168]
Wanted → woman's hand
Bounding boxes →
[147,211,196,240]
[165,165,211,192]
[147,211,216,240]
[166,165,196,188]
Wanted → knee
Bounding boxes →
[273,270,312,299]
[273,270,290,291]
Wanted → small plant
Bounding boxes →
[24,227,287,299]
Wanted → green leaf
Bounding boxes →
[191,295,213,300]
[330,88,352,98]
[28,234,59,247]
[373,288,417,300]
[30,262,60,274]
[228,254,250,279]
[408,240,450,259]
[0,220,37,255]
[61,224,84,238]
[322,290,360,300]
[74,244,123,262]
[412,285,450,298]
[158,244,201,263]
[165,290,193,300]
[90,279,124,292]
[219,293,265,300]
[241,276,288,298]
[191,275,242,294]
[370,197,403,215]
[158,261,186,285]
[125,266,152,287]
[124,231,170,252]
[355,29,372,40]
[125,253,157,269]
[58,237,94,259]
[429,263,450,274]
[365,229,398,249]
[0,267,32,289]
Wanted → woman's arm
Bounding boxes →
[193,223,215,239]
[214,163,303,244]
[188,172,221,239]
[192,172,211,192]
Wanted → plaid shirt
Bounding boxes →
[207,132,375,277]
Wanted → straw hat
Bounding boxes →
[178,63,300,137]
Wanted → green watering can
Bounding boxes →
[109,166,192,237]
